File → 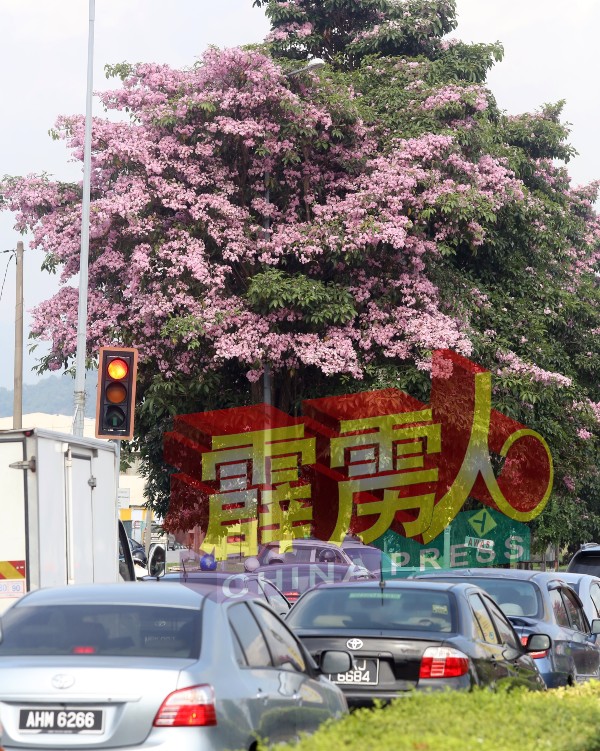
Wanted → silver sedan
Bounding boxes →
[0,582,349,750]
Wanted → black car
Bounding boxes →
[285,580,548,706]
[413,568,600,688]
[253,562,375,603]
[141,570,291,617]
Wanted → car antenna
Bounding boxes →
[379,549,385,603]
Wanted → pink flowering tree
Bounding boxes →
[2,0,600,546]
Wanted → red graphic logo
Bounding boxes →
[163,350,553,558]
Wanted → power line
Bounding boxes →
[0,250,15,305]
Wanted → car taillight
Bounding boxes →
[153,685,217,727]
[419,647,470,679]
[521,635,548,659]
[284,591,300,603]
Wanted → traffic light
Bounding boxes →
[95,346,138,440]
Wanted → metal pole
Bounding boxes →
[73,0,95,436]
[13,240,24,429]
[262,171,272,408]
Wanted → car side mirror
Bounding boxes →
[320,650,352,676]
[591,619,600,635]
[148,546,166,578]
[526,633,551,653]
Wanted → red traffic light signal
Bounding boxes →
[95,346,138,440]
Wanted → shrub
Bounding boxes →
[267,682,600,751]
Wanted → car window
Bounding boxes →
[316,547,344,563]
[0,605,201,658]
[469,579,540,618]
[484,597,521,650]
[286,588,454,632]
[252,603,307,672]
[568,555,600,576]
[549,589,570,628]
[561,588,588,633]
[469,594,499,644]
[228,602,273,668]
[590,583,600,618]
[289,546,313,563]
[230,627,247,667]
[261,581,290,612]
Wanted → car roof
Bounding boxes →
[554,571,600,584]
[13,582,209,609]
[411,567,569,586]
[263,538,344,549]
[305,579,470,594]
[254,563,358,573]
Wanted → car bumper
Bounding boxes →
[340,675,472,707]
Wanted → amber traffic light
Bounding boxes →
[95,346,138,439]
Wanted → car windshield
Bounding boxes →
[0,605,201,658]
[569,556,600,576]
[286,588,455,632]
[344,548,392,572]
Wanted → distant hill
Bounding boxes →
[0,373,98,418]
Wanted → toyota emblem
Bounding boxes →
[346,638,364,650]
[51,674,75,690]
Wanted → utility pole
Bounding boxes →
[73,0,95,436]
[13,241,24,429]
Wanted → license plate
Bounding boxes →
[331,658,379,685]
[19,708,104,734]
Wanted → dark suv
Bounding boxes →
[567,543,600,577]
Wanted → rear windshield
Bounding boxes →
[286,588,455,632]
[466,579,540,618]
[0,605,201,658]
[568,555,600,576]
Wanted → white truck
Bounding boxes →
[0,427,135,614]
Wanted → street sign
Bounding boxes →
[117,488,130,509]
[464,536,494,550]
[375,507,531,572]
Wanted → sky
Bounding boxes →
[0,0,598,390]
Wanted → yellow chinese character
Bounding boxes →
[260,483,313,550]
[202,426,315,487]
[330,410,441,475]
[204,489,259,560]
[421,370,553,543]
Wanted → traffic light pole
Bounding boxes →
[73,0,95,437]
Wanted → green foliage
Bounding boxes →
[256,0,458,70]
[104,62,135,81]
[267,682,600,751]
[246,269,356,326]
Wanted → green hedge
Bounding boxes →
[269,683,600,751]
